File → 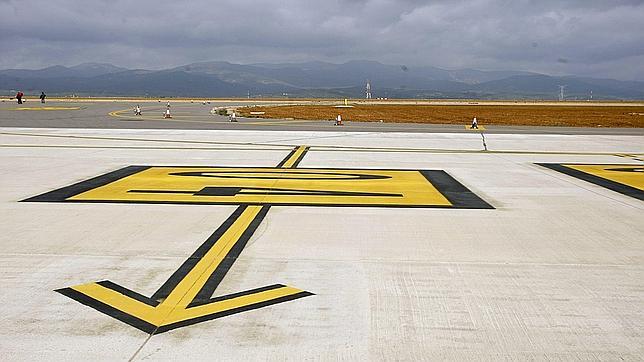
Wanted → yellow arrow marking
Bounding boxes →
[56,147,313,334]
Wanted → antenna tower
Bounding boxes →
[558,85,566,101]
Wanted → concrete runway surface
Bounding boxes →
[0,101,643,360]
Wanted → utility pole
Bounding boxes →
[365,80,372,99]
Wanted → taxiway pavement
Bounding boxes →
[0,102,643,360]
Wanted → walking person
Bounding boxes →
[335,114,342,126]
[134,104,142,115]
[39,92,46,104]
[470,116,478,129]
[16,91,24,104]
[229,110,237,122]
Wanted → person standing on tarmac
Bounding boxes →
[134,104,142,115]
[470,117,478,129]
[16,91,24,104]
[40,92,46,104]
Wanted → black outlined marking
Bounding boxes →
[537,163,643,201]
[56,287,159,334]
[420,170,493,209]
[22,166,149,202]
[41,144,494,335]
[150,205,261,301]
[23,167,493,209]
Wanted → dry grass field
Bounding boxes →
[238,104,644,127]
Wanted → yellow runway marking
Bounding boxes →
[563,164,643,190]
[67,167,452,207]
[27,144,492,334]
[52,147,314,334]
[68,205,305,329]
[538,163,643,200]
[27,143,491,210]
[465,125,486,130]
[10,107,80,111]
[280,145,308,168]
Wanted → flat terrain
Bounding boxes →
[239,104,644,127]
[0,102,643,360]
[1,100,644,135]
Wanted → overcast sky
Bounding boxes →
[1,0,643,80]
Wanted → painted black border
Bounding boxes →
[289,146,310,168]
[21,165,150,202]
[155,291,313,334]
[22,166,493,209]
[420,170,493,209]
[275,147,298,168]
[207,283,287,304]
[537,163,643,201]
[97,280,159,307]
[56,287,158,334]
[56,285,313,335]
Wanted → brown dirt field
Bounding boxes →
[238,105,644,127]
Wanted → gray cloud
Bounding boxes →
[1,0,643,80]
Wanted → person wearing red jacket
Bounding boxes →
[16,91,24,104]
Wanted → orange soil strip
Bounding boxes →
[238,105,644,128]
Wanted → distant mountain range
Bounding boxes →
[1,61,643,99]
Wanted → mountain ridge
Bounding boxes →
[1,61,642,99]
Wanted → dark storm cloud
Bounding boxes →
[1,0,643,80]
